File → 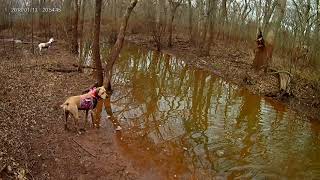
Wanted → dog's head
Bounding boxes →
[96,86,108,99]
[49,38,54,43]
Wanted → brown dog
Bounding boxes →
[61,86,108,133]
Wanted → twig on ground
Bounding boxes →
[71,138,97,158]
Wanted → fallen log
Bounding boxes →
[47,67,78,73]
[72,64,96,69]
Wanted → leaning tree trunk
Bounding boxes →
[104,0,138,91]
[253,0,287,72]
[71,0,79,54]
[93,0,103,86]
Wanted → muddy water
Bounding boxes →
[87,44,320,179]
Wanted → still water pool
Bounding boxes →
[90,45,320,179]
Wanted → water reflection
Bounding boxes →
[90,45,320,179]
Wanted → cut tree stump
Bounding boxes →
[270,70,292,95]
[279,73,291,93]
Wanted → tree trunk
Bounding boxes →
[203,0,217,56]
[265,0,287,60]
[31,0,34,54]
[78,0,86,72]
[187,0,193,42]
[156,0,161,25]
[167,11,175,47]
[221,0,227,22]
[219,0,227,39]
[253,0,287,71]
[63,0,72,39]
[71,0,79,54]
[104,0,138,91]
[200,0,211,48]
[39,0,45,38]
[93,0,103,86]
[167,0,181,47]
[315,0,320,66]
[262,0,277,32]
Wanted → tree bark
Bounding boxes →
[71,0,80,54]
[203,0,217,56]
[219,0,227,39]
[63,0,73,39]
[187,0,193,42]
[167,0,182,47]
[104,0,138,91]
[167,11,175,47]
[253,0,287,71]
[78,0,86,72]
[31,0,34,54]
[265,0,287,58]
[221,0,227,22]
[93,0,103,86]
[315,0,320,65]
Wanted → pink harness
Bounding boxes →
[79,88,98,110]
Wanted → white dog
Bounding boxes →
[38,38,54,54]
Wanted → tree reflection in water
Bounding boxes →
[90,45,320,179]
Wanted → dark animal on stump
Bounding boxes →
[253,29,272,72]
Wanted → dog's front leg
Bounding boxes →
[84,110,89,130]
[64,111,69,130]
[90,110,95,127]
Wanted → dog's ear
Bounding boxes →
[96,87,101,93]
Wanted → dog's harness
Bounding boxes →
[79,88,98,110]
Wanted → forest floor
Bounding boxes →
[0,41,160,179]
[126,33,320,120]
[0,32,319,179]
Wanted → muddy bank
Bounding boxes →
[125,33,320,120]
[0,43,146,179]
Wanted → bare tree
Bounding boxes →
[71,0,80,54]
[93,0,103,86]
[266,0,287,60]
[202,0,217,56]
[78,0,86,72]
[31,0,34,54]
[187,0,193,42]
[167,0,182,47]
[63,0,72,39]
[313,0,320,65]
[104,0,138,91]
[253,0,287,71]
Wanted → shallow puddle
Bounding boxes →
[89,44,320,179]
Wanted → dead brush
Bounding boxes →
[108,29,118,45]
[148,21,166,51]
